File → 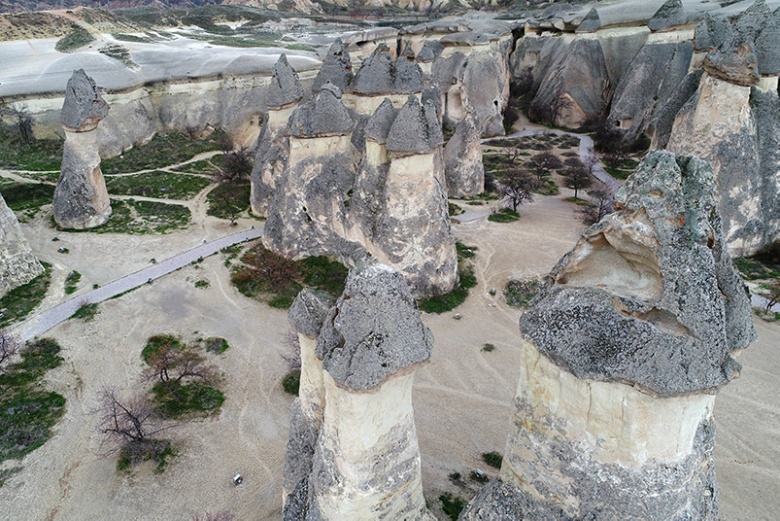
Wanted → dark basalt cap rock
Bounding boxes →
[422,83,443,122]
[734,0,771,41]
[316,262,433,390]
[648,0,687,32]
[386,95,443,155]
[288,288,335,338]
[755,8,780,75]
[312,38,353,93]
[416,40,444,63]
[288,83,354,138]
[703,36,760,86]
[60,69,109,132]
[521,151,755,396]
[266,54,304,110]
[576,8,602,33]
[364,98,397,144]
[694,14,732,52]
[350,44,423,95]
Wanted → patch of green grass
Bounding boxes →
[102,131,226,175]
[482,451,503,469]
[11,171,60,183]
[504,278,542,308]
[418,245,478,314]
[206,181,251,221]
[0,133,62,171]
[172,158,222,175]
[0,262,52,328]
[0,338,66,463]
[193,279,210,289]
[203,337,229,355]
[64,199,191,235]
[282,370,301,396]
[55,25,95,52]
[439,492,467,521]
[117,439,175,474]
[70,302,99,321]
[112,33,151,43]
[488,208,520,223]
[1,183,55,217]
[231,244,348,309]
[449,202,464,216]
[535,178,560,196]
[735,257,780,281]
[105,171,211,200]
[482,343,496,352]
[565,196,590,206]
[151,381,224,419]
[141,334,184,365]
[64,270,81,295]
[604,166,632,180]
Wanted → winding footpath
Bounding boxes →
[10,226,263,343]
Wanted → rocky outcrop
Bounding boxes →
[283,263,434,520]
[443,109,484,197]
[250,55,304,216]
[647,0,687,33]
[462,151,755,520]
[262,88,457,298]
[311,38,353,94]
[53,69,111,230]
[0,193,44,298]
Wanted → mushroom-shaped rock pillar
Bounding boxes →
[53,69,111,229]
[283,263,435,520]
[462,151,755,520]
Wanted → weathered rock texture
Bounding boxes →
[462,151,755,520]
[282,263,434,520]
[312,39,353,94]
[262,91,457,298]
[0,193,44,298]
[443,109,484,197]
[53,69,111,229]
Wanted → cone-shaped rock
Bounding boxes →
[0,193,43,298]
[266,54,304,110]
[288,84,354,138]
[387,96,442,155]
[648,0,687,32]
[312,38,353,93]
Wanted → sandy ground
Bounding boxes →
[0,187,778,520]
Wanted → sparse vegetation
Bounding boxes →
[504,278,542,308]
[282,370,301,396]
[0,262,52,328]
[487,208,520,223]
[64,270,82,295]
[101,131,226,175]
[230,243,348,309]
[418,244,478,314]
[481,451,503,469]
[63,199,191,235]
[1,183,55,219]
[55,25,95,52]
[105,171,211,200]
[70,302,99,321]
[440,492,467,521]
[482,343,496,352]
[208,147,252,224]
[0,338,66,464]
[194,279,210,289]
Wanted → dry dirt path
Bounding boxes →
[10,226,263,343]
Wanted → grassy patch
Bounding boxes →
[282,370,301,396]
[64,199,191,235]
[734,257,780,281]
[418,244,478,314]
[70,303,99,321]
[55,25,95,52]
[202,337,229,355]
[0,339,66,464]
[101,131,226,175]
[172,158,222,175]
[231,244,348,309]
[206,181,251,221]
[440,492,467,521]
[504,278,542,308]
[151,381,224,419]
[604,166,632,180]
[105,171,211,200]
[482,451,503,469]
[193,279,210,289]
[482,343,496,352]
[487,208,520,223]
[1,183,55,219]
[117,439,175,474]
[141,334,184,364]
[64,270,81,295]
[0,262,52,328]
[0,133,62,171]
[448,202,464,216]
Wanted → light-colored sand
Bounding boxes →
[0,190,778,520]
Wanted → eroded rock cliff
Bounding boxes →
[0,194,44,298]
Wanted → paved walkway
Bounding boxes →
[10,226,263,343]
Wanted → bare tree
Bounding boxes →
[0,330,20,373]
[564,164,592,200]
[143,339,218,402]
[0,99,33,145]
[579,189,614,226]
[213,146,252,226]
[500,169,540,212]
[96,387,171,466]
[526,151,562,184]
[764,280,780,314]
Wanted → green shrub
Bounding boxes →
[64,270,81,294]
[141,334,183,364]
[152,381,224,419]
[0,263,52,328]
[70,303,99,321]
[439,492,466,521]
[418,244,478,314]
[203,337,229,354]
[282,370,301,396]
[482,451,503,469]
[482,343,496,352]
[488,208,520,223]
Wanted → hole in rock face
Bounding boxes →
[557,221,663,302]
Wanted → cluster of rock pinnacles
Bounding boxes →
[40,17,760,520]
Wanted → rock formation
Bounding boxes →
[0,193,44,298]
[443,109,484,197]
[312,38,353,94]
[261,80,457,297]
[250,54,304,216]
[461,151,755,520]
[283,263,435,520]
[647,0,687,33]
[53,69,111,230]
